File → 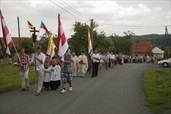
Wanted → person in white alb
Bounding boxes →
[43,62,51,91]
[50,58,61,90]
[31,46,46,96]
[71,52,79,77]
[78,51,88,77]
[91,50,100,77]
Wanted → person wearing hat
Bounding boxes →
[31,45,46,96]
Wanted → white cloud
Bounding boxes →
[0,0,170,38]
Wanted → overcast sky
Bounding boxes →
[0,0,171,38]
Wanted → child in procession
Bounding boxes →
[50,58,61,90]
[43,62,51,91]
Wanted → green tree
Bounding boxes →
[21,39,34,54]
[37,34,57,53]
[93,31,110,53]
[68,22,110,54]
[68,22,89,55]
[110,31,133,54]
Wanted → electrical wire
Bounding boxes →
[49,0,86,22]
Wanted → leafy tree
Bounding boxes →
[110,31,132,54]
[93,31,110,53]
[68,22,110,55]
[68,22,89,55]
[37,33,57,53]
[21,39,34,54]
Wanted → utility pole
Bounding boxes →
[165,26,171,58]
[90,19,94,52]
[90,19,98,52]
[17,16,21,48]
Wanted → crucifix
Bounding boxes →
[30,27,39,74]
[30,27,39,45]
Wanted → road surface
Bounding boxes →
[0,63,153,114]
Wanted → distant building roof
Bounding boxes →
[152,47,164,54]
[132,40,152,55]
[0,37,32,48]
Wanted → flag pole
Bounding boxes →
[11,38,20,61]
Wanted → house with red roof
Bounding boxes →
[131,40,152,56]
[0,37,32,49]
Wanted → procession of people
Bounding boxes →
[17,44,139,96]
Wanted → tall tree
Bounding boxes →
[68,22,110,54]
[37,33,57,53]
[68,22,89,55]
[110,31,133,54]
[21,39,34,54]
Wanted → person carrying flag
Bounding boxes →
[17,48,30,91]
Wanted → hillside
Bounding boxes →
[131,34,171,49]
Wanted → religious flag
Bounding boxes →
[46,35,56,58]
[27,21,35,29]
[88,29,92,53]
[40,21,50,34]
[0,10,12,55]
[56,14,68,57]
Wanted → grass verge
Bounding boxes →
[142,69,171,114]
[0,64,36,93]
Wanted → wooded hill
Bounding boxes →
[131,34,171,49]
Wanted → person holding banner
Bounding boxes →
[17,48,30,91]
[61,49,73,93]
[31,45,46,96]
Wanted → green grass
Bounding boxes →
[142,69,171,113]
[0,64,36,93]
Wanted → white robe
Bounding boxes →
[72,56,79,76]
[78,54,88,74]
[50,65,61,81]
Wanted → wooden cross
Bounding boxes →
[30,27,39,44]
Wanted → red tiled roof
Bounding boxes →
[0,37,32,48]
[132,40,152,55]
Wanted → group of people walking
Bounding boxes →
[18,46,75,96]
[17,46,124,96]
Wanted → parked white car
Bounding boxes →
[158,58,171,68]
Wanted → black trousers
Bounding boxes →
[43,82,50,90]
[105,61,108,70]
[92,62,100,77]
[50,81,60,90]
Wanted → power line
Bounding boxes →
[56,0,87,22]
[63,0,84,17]
[49,0,86,22]
[98,23,171,28]
[65,0,93,23]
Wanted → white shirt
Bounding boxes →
[72,56,79,64]
[32,52,46,71]
[43,67,51,82]
[92,53,100,63]
[50,65,61,81]
[110,54,115,60]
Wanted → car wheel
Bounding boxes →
[162,63,168,68]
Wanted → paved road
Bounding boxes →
[0,63,153,114]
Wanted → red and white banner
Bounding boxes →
[0,10,12,55]
[56,14,68,57]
